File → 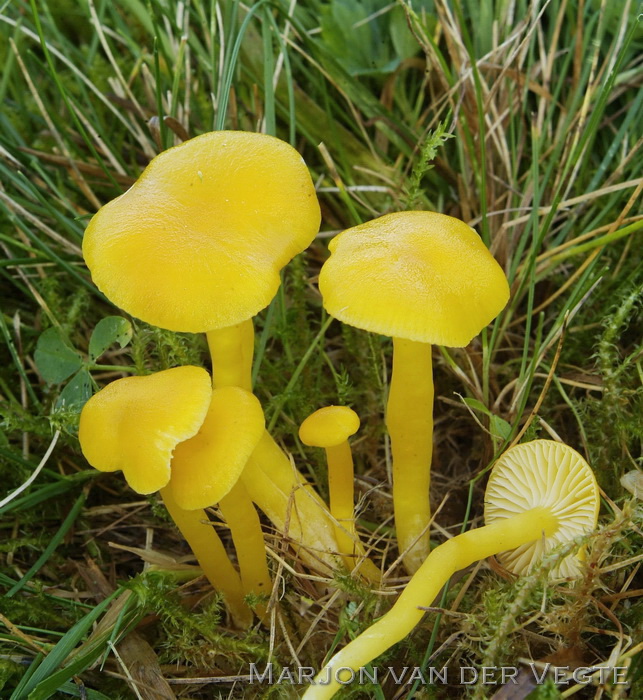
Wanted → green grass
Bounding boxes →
[0,0,641,698]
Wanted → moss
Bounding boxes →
[0,658,24,694]
[578,283,643,491]
[0,590,82,631]
[526,678,561,699]
[127,571,272,673]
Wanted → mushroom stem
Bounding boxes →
[208,322,343,573]
[252,433,330,512]
[325,443,380,582]
[159,486,252,628]
[242,433,341,573]
[303,507,559,700]
[207,319,254,390]
[206,320,273,615]
[219,480,272,621]
[326,443,355,549]
[387,337,434,574]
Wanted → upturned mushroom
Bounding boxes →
[82,130,340,573]
[78,366,252,627]
[303,439,600,699]
[319,211,510,573]
[299,406,380,581]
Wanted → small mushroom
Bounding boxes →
[320,211,510,573]
[299,406,380,581]
[484,440,601,578]
[78,366,251,627]
[302,440,600,700]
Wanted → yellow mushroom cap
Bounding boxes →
[319,211,510,346]
[78,366,211,495]
[169,386,265,510]
[299,406,360,448]
[484,440,600,578]
[83,131,321,333]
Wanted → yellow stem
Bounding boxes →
[303,507,559,700]
[256,432,330,512]
[240,317,255,388]
[206,319,253,390]
[325,443,380,583]
[207,322,362,578]
[387,337,433,574]
[219,480,272,621]
[159,486,252,628]
[206,318,271,620]
[242,433,340,574]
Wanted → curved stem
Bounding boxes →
[387,337,433,574]
[160,486,252,628]
[255,432,330,512]
[326,443,380,583]
[303,507,559,699]
[219,480,272,621]
[241,456,333,574]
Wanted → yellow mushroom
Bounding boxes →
[78,367,252,627]
[82,130,340,575]
[82,130,319,397]
[299,406,380,582]
[320,211,510,573]
[303,440,600,699]
[83,131,320,336]
[169,386,272,616]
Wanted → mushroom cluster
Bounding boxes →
[77,129,601,689]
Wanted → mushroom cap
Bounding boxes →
[484,440,600,578]
[299,406,360,448]
[319,212,510,346]
[78,366,211,495]
[169,386,265,510]
[83,131,321,333]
